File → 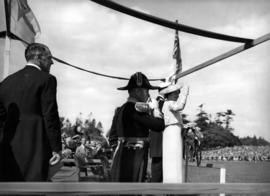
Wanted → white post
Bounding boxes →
[3,35,11,79]
[220,167,226,196]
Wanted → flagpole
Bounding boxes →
[3,35,11,79]
[2,0,10,80]
[174,19,180,83]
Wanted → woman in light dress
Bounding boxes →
[159,81,189,183]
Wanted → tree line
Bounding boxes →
[60,113,107,146]
[60,106,269,151]
[187,104,269,149]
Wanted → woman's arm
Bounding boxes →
[169,86,189,111]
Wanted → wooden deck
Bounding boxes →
[0,182,269,195]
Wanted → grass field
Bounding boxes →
[53,159,270,183]
[187,160,270,183]
[49,160,270,196]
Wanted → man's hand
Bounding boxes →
[135,102,150,113]
[148,98,158,110]
[49,151,61,166]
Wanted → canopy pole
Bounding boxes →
[175,33,270,80]
[3,35,11,79]
[90,0,253,43]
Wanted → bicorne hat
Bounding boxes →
[117,72,159,90]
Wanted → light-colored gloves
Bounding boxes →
[49,151,61,166]
[135,102,150,113]
[182,85,190,97]
[148,98,163,119]
[148,98,158,110]
[135,98,163,119]
[135,98,157,112]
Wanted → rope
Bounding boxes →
[7,32,270,83]
[90,0,253,43]
[52,57,129,80]
[8,32,30,45]
[6,32,164,81]
[52,57,164,81]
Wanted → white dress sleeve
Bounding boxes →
[168,86,189,112]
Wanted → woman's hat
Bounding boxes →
[117,72,159,90]
[159,80,183,95]
[158,81,171,92]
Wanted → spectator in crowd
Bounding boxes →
[65,136,77,152]
[62,148,73,159]
[75,137,89,164]
[202,145,270,162]
[108,72,165,182]
[184,122,204,160]
[0,43,61,181]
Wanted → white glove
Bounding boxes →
[183,85,190,96]
[49,151,61,166]
[148,98,158,110]
[135,102,150,113]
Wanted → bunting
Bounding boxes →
[9,0,41,43]
[0,1,6,36]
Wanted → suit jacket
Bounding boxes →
[0,66,61,181]
[107,107,121,149]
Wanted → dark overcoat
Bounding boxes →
[0,66,61,181]
[109,101,164,182]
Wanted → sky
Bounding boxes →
[1,0,270,141]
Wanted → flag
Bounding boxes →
[0,0,7,36]
[9,0,41,43]
[172,29,182,75]
[167,28,182,83]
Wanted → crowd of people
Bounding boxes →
[202,145,270,161]
[61,135,106,160]
[60,134,111,180]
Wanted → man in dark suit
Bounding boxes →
[108,72,165,182]
[0,43,62,181]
